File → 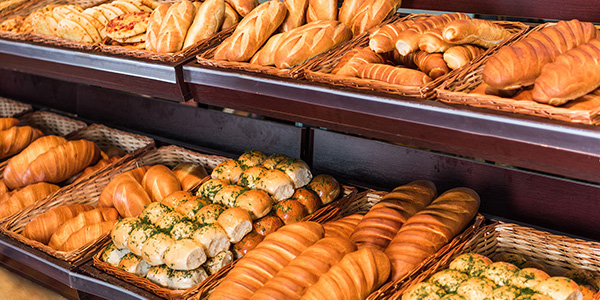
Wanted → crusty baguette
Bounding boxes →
[249,32,289,66]
[306,0,336,23]
[213,0,286,62]
[418,28,453,53]
[443,44,485,70]
[156,0,196,53]
[350,180,436,251]
[395,13,470,56]
[385,187,480,281]
[209,222,324,300]
[301,247,391,300]
[323,214,363,239]
[221,3,239,30]
[332,47,384,77]
[369,20,415,53]
[182,0,225,49]
[61,220,117,251]
[359,63,432,86]
[281,0,308,32]
[338,0,364,29]
[0,126,42,160]
[483,19,597,90]
[225,0,257,17]
[532,38,600,106]
[442,19,512,48]
[22,203,94,244]
[274,20,352,69]
[251,237,356,300]
[0,182,59,220]
[145,2,170,52]
[49,207,119,250]
[350,0,400,36]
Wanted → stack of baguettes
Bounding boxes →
[480,19,600,107]
[206,181,480,300]
[210,0,401,69]
[329,13,517,87]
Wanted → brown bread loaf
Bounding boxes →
[369,20,415,53]
[182,0,225,49]
[482,19,597,90]
[145,2,170,52]
[301,247,391,300]
[97,166,150,208]
[350,180,436,251]
[350,0,401,36]
[172,163,208,191]
[0,182,60,220]
[251,237,357,300]
[232,231,264,258]
[0,117,18,130]
[142,164,182,202]
[209,222,324,300]
[48,207,119,249]
[0,126,43,160]
[155,0,196,53]
[442,19,512,48]
[280,0,308,32]
[306,0,336,23]
[332,47,384,78]
[532,39,600,106]
[22,203,94,244]
[418,28,453,53]
[359,63,432,86]
[395,13,470,56]
[61,220,117,251]
[443,44,485,70]
[274,20,353,69]
[323,214,363,239]
[385,187,480,281]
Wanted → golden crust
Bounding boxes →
[56,18,94,43]
[106,11,150,39]
[0,15,24,32]
[65,12,102,42]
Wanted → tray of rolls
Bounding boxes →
[380,220,600,300]
[191,180,484,300]
[194,0,403,79]
[0,97,32,118]
[436,20,600,125]
[91,149,356,299]
[304,13,528,99]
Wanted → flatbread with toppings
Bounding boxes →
[106,11,150,39]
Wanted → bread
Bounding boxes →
[213,184,247,207]
[56,17,95,43]
[510,268,551,290]
[167,268,208,289]
[127,222,158,256]
[255,169,295,201]
[290,188,321,214]
[225,0,257,16]
[100,243,130,266]
[338,0,364,29]
[306,0,336,23]
[385,187,480,281]
[0,126,43,160]
[175,196,211,219]
[359,63,432,86]
[534,277,583,300]
[233,231,263,258]
[71,156,120,185]
[261,154,289,169]
[251,237,356,300]
[61,220,116,251]
[281,0,308,32]
[145,2,170,51]
[0,180,8,196]
[237,166,266,189]
[301,247,391,300]
[208,222,324,300]
[350,0,400,36]
[97,166,150,208]
[195,203,226,224]
[442,19,512,48]
[417,28,453,53]
[429,269,469,293]
[449,253,492,277]
[113,176,152,217]
[323,214,363,239]
[483,19,598,90]
[306,174,340,204]
[332,47,384,77]
[221,3,239,30]
[0,117,18,130]
[138,231,172,265]
[163,238,207,270]
[197,178,228,200]
[211,159,244,184]
[142,164,182,203]
[105,11,149,40]
[156,0,196,53]
[395,13,471,56]
[0,182,59,220]
[3,135,67,190]
[218,207,253,243]
[155,211,185,232]
[456,276,495,299]
[443,44,485,70]
[532,39,600,106]
[172,163,208,191]
[274,199,308,224]
[183,0,225,49]
[403,282,446,300]
[412,51,450,79]
[170,220,197,240]
[203,250,233,274]
[213,0,286,62]
[48,207,119,249]
[234,189,273,219]
[274,20,352,69]
[253,215,284,236]
[146,265,170,287]
[249,32,289,66]
[192,223,230,257]
[21,203,93,244]
[111,217,140,249]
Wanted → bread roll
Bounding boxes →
[22,203,93,244]
[147,265,170,287]
[349,0,400,36]
[145,2,170,52]
[360,63,433,86]
[274,199,308,225]
[368,19,415,53]
[443,44,485,70]
[0,182,60,220]
[203,250,233,275]
[0,117,18,130]
[395,13,471,56]
[97,166,150,208]
[534,277,583,300]
[195,203,226,224]
[155,211,185,232]
[331,47,384,78]
[163,238,207,270]
[176,196,211,219]
[290,188,321,214]
[234,189,273,219]
[170,220,197,240]
[172,163,209,191]
[111,217,140,249]
[449,253,492,277]
[161,190,195,209]
[221,3,239,30]
[156,0,196,53]
[192,223,231,257]
[49,207,119,249]
[301,247,391,300]
[456,276,495,299]
[197,178,228,200]
[306,0,336,23]
[118,252,151,276]
[140,232,173,265]
[209,222,324,300]
[323,214,363,239]
[139,202,172,224]
[233,231,263,258]
[168,268,208,289]
[256,169,295,201]
[0,180,8,197]
[0,126,43,160]
[127,222,158,256]
[261,154,289,170]
[61,220,116,251]
[217,207,253,243]
[238,150,268,169]
[253,215,284,236]
[213,184,247,208]
[113,176,152,218]
[403,281,446,300]
[211,159,244,184]
[183,0,225,49]
[429,269,469,293]
[510,268,551,290]
[481,261,519,286]
[418,28,452,53]
[100,243,130,266]
[71,156,120,185]
[306,174,340,204]
[411,51,450,79]
[237,166,266,189]
[274,21,352,69]
[251,237,356,300]
[142,165,182,202]
[442,19,512,48]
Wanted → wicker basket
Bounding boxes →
[376,220,600,300]
[435,23,600,125]
[1,145,227,266]
[0,97,32,117]
[304,16,529,99]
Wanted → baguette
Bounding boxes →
[331,47,384,78]
[48,207,119,249]
[483,19,598,90]
[395,13,470,56]
[213,0,286,62]
[281,0,308,32]
[338,0,365,29]
[249,32,289,66]
[61,220,116,251]
[0,126,43,160]
[385,187,480,281]
[142,164,182,203]
[182,0,225,49]
[418,28,453,53]
[369,20,415,53]
[0,117,18,130]
[323,214,363,239]
[22,203,94,244]
[155,0,196,53]
[442,19,512,48]
[306,0,336,23]
[443,44,485,70]
[350,0,401,36]
[172,163,208,192]
[359,63,432,86]
[350,180,436,251]
[532,39,600,106]
[0,182,60,220]
[221,3,239,30]
[274,20,352,69]
[97,166,150,208]
[225,0,257,17]
[145,2,170,52]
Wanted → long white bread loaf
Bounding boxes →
[250,32,289,66]
[306,0,337,23]
[155,0,195,53]
[349,0,400,36]
[281,0,308,32]
[182,0,225,49]
[224,0,257,16]
[338,0,364,29]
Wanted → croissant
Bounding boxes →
[369,20,415,53]
[0,182,60,220]
[0,126,43,160]
[0,117,19,130]
[443,44,485,70]
[395,13,470,56]
[442,19,512,48]
[482,19,597,90]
